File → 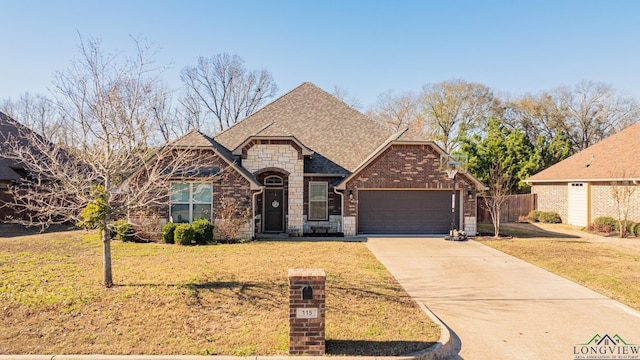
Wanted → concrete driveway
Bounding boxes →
[365,236,640,360]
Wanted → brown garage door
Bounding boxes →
[358,190,460,234]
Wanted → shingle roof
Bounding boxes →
[214,82,392,173]
[527,122,640,182]
[0,112,36,181]
[165,129,262,189]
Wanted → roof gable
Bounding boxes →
[337,129,487,190]
[214,82,392,172]
[162,130,262,189]
[527,122,640,182]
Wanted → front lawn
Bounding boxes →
[0,230,439,356]
[476,223,640,311]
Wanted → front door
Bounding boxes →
[264,188,284,232]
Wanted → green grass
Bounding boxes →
[0,230,439,356]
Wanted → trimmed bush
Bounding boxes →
[539,211,562,224]
[174,224,195,245]
[594,216,617,228]
[192,219,214,245]
[114,219,136,242]
[162,222,177,244]
[633,223,640,237]
[528,210,543,222]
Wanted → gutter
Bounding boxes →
[252,187,265,239]
[333,187,344,233]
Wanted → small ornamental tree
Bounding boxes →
[1,35,223,287]
[483,159,514,238]
[611,175,637,238]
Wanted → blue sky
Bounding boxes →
[2,0,640,109]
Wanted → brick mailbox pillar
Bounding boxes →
[288,268,326,355]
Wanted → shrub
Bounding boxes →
[216,196,251,243]
[632,223,640,237]
[587,223,614,233]
[162,222,177,244]
[539,211,562,224]
[174,224,195,245]
[528,210,543,222]
[615,220,636,237]
[192,219,214,245]
[594,216,617,228]
[114,219,136,242]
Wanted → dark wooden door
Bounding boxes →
[264,189,284,232]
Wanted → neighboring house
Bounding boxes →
[0,112,36,222]
[526,122,640,226]
[149,82,485,238]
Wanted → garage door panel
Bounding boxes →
[358,190,459,234]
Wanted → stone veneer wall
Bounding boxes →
[590,182,640,223]
[343,144,478,236]
[531,184,568,223]
[243,144,304,235]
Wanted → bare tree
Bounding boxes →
[421,79,496,152]
[331,85,362,110]
[611,174,637,238]
[502,92,565,144]
[483,159,513,238]
[1,34,180,287]
[180,53,277,133]
[552,81,640,151]
[1,92,62,143]
[366,90,425,132]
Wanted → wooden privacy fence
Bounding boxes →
[477,193,537,223]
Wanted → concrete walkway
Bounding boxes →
[366,236,640,360]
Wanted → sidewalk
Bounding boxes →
[366,236,640,360]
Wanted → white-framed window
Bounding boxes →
[170,182,212,223]
[265,175,283,186]
[309,182,328,220]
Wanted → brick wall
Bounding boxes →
[132,149,253,240]
[531,184,568,222]
[343,144,478,235]
[591,182,640,222]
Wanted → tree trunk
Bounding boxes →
[102,213,113,287]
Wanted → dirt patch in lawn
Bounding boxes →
[476,223,640,312]
[0,230,439,356]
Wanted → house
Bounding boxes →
[526,122,640,226]
[0,112,36,222]
[152,82,484,238]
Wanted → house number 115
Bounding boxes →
[296,308,318,319]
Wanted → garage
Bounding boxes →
[358,190,460,234]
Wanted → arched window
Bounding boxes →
[264,175,284,186]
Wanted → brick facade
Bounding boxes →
[303,176,343,233]
[590,182,640,222]
[532,182,640,225]
[134,149,253,240]
[531,183,569,223]
[343,144,478,235]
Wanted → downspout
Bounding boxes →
[333,187,344,233]
[252,187,265,239]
